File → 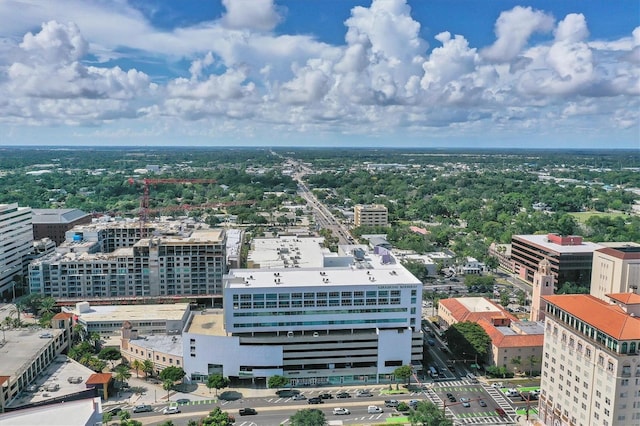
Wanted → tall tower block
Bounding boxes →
[530,259,554,321]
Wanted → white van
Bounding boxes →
[367,405,383,414]
[505,388,520,397]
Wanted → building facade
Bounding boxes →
[511,233,602,287]
[539,294,640,426]
[31,209,92,246]
[354,204,388,227]
[0,203,33,300]
[590,244,640,300]
[29,228,226,301]
[184,248,423,386]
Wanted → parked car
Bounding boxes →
[460,397,471,407]
[319,393,333,399]
[132,405,152,413]
[496,407,506,417]
[336,392,351,399]
[239,407,257,416]
[384,399,399,407]
[276,389,300,397]
[478,399,487,407]
[409,399,419,408]
[162,406,180,415]
[356,390,373,397]
[292,393,307,400]
[308,397,323,404]
[333,407,350,415]
[176,398,190,405]
[367,405,383,414]
[107,407,123,416]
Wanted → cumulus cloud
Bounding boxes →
[220,0,282,31]
[482,6,554,62]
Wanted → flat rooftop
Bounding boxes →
[129,335,183,356]
[6,355,97,408]
[514,234,602,254]
[137,228,224,245]
[67,303,190,323]
[248,237,327,268]
[1,395,101,425]
[186,310,226,336]
[0,328,64,383]
[455,297,503,313]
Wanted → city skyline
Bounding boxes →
[0,0,638,149]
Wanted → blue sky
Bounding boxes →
[0,0,638,149]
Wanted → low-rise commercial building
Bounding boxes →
[31,209,91,246]
[121,323,183,376]
[354,204,388,227]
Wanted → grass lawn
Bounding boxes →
[569,211,626,224]
[385,416,410,424]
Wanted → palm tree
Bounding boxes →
[89,332,102,351]
[163,379,173,401]
[72,324,86,343]
[114,365,132,387]
[526,355,539,377]
[142,359,154,378]
[38,296,56,317]
[511,357,522,375]
[131,359,142,378]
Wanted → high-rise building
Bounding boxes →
[539,293,640,426]
[31,208,91,246]
[0,203,33,299]
[511,233,602,286]
[354,204,388,227]
[183,246,423,386]
[590,243,640,300]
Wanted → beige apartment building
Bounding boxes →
[590,243,640,300]
[539,293,640,426]
[354,204,388,227]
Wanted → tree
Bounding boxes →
[142,359,154,377]
[511,357,522,374]
[102,412,113,426]
[119,410,131,422]
[499,290,510,308]
[37,296,57,317]
[163,379,174,401]
[289,408,326,426]
[131,359,142,378]
[409,401,453,426]
[443,321,491,363]
[114,365,132,387]
[525,355,539,377]
[267,374,289,390]
[89,332,102,350]
[159,366,186,383]
[200,407,235,426]
[393,365,413,388]
[206,374,230,396]
[98,347,122,367]
[159,421,174,426]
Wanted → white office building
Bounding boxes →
[184,246,423,386]
[0,203,33,300]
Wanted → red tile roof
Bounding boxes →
[596,247,640,260]
[477,319,545,348]
[52,312,73,320]
[0,376,10,387]
[607,293,640,305]
[543,294,640,340]
[85,373,112,385]
[439,298,517,323]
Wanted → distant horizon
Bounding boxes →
[1,0,638,149]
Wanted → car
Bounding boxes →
[356,390,373,397]
[466,373,478,383]
[276,389,300,397]
[496,407,506,417]
[478,399,487,407]
[308,397,323,404]
[176,398,190,405]
[384,399,399,407]
[132,405,153,413]
[450,277,459,282]
[427,338,435,346]
[336,392,351,399]
[460,397,470,407]
[107,407,123,415]
[319,393,333,399]
[505,388,520,397]
[446,393,456,402]
[333,407,350,415]
[491,382,504,389]
[239,407,257,416]
[292,393,307,400]
[409,399,419,408]
[162,406,180,415]
[367,405,383,414]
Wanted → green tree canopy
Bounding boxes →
[443,321,491,363]
[200,407,235,426]
[159,366,186,383]
[267,374,289,389]
[409,401,453,426]
[290,408,326,426]
[393,365,413,386]
[206,374,230,396]
[97,347,122,361]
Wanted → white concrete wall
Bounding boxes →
[377,328,413,374]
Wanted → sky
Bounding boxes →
[0,0,638,149]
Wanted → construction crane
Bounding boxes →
[128,178,217,236]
